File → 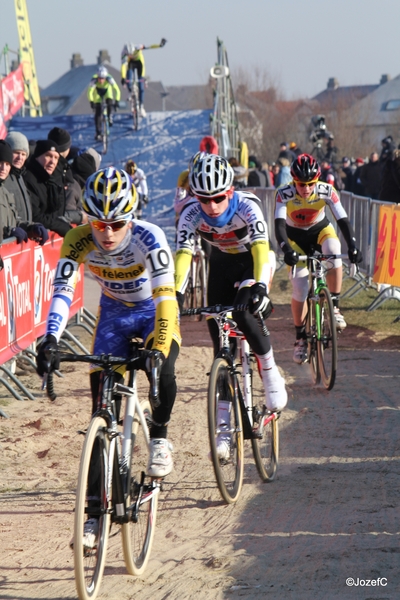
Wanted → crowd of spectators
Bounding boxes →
[0,125,102,251]
[227,135,400,203]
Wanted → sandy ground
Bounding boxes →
[1,288,400,600]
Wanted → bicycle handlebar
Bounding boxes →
[41,349,162,405]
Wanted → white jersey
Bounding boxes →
[132,167,148,196]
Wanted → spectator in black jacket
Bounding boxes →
[247,155,271,187]
[379,148,400,202]
[47,127,86,225]
[23,139,72,237]
[360,152,381,199]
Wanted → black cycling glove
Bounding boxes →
[348,246,363,264]
[249,282,273,319]
[36,335,60,377]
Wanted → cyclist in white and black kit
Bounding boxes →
[175,153,287,458]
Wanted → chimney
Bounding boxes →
[70,53,84,69]
[327,78,339,90]
[97,50,111,65]
[380,74,391,85]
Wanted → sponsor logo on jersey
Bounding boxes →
[132,224,161,251]
[63,233,93,260]
[89,264,145,280]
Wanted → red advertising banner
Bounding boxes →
[373,204,400,286]
[0,89,7,139]
[1,64,25,121]
[0,234,84,364]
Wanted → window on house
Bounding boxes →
[383,100,400,110]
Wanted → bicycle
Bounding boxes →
[182,304,279,504]
[42,343,163,600]
[297,252,349,391]
[182,234,208,320]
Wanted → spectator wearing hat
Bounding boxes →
[71,151,97,189]
[47,127,86,225]
[0,140,48,246]
[289,142,302,157]
[23,140,72,237]
[278,142,296,163]
[4,131,32,221]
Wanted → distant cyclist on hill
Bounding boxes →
[125,159,149,218]
[87,66,121,141]
[121,39,167,118]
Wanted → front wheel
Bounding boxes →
[208,358,244,504]
[74,416,110,600]
[122,400,158,575]
[317,288,337,390]
[305,296,320,385]
[101,113,108,155]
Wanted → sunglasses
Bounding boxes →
[90,220,129,232]
[196,193,229,205]
[296,180,318,188]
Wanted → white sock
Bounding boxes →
[255,349,288,411]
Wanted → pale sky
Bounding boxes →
[1,0,400,99]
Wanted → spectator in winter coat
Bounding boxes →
[360,152,381,199]
[47,127,86,225]
[71,151,98,189]
[4,131,33,221]
[379,148,400,202]
[24,139,72,237]
[340,157,355,191]
[274,158,292,187]
[352,158,365,196]
[0,140,48,246]
[289,142,302,157]
[247,155,270,187]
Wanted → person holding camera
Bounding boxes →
[274,154,363,364]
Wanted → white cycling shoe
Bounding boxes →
[264,366,288,412]
[147,438,173,478]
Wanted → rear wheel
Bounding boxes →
[122,400,158,575]
[208,358,244,504]
[305,297,320,385]
[317,288,337,390]
[131,84,140,131]
[74,416,110,600]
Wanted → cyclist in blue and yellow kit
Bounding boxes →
[274,153,363,364]
[36,167,180,546]
[87,66,121,140]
